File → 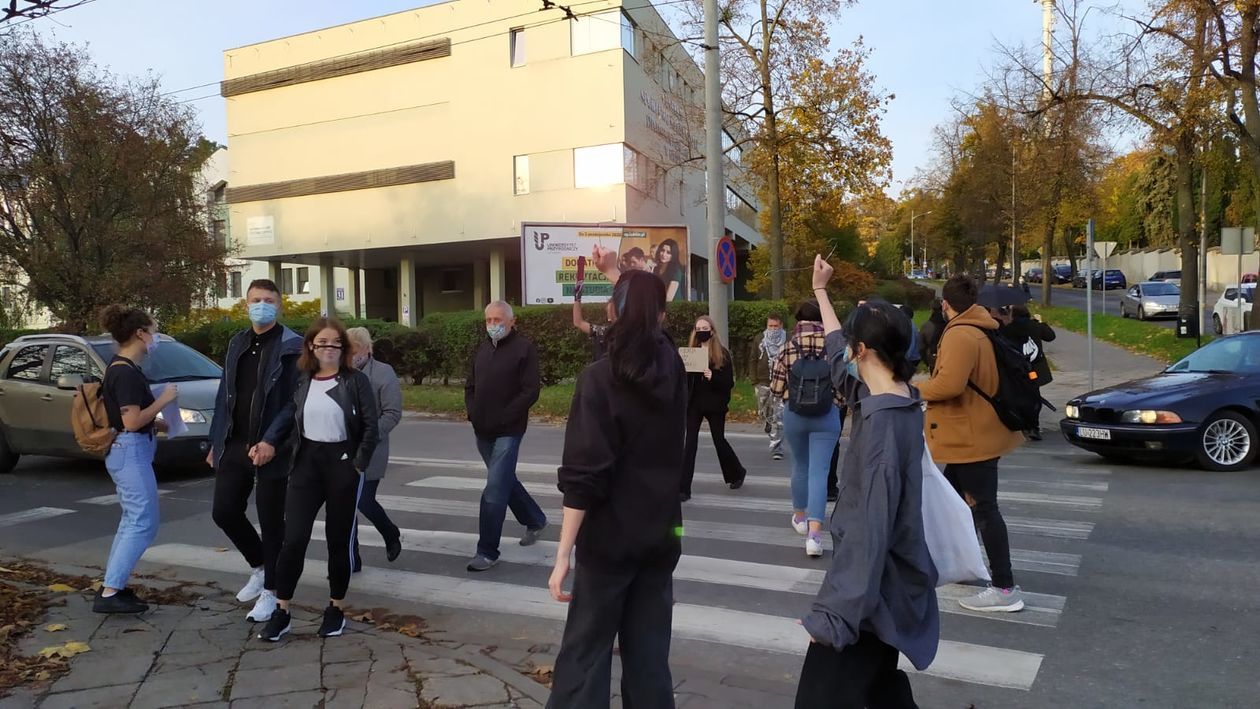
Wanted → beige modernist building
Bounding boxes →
[221,0,761,325]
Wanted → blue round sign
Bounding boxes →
[717,236,737,284]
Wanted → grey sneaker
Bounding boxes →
[959,585,1025,613]
[520,523,547,547]
[466,555,498,572]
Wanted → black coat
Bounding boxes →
[1001,317,1057,385]
[687,347,734,413]
[918,315,946,372]
[291,367,381,472]
[464,330,541,438]
[208,325,303,479]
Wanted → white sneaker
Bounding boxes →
[236,567,265,603]
[246,590,277,623]
[791,514,808,536]
[805,534,824,558]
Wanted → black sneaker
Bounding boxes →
[93,589,148,614]
[385,534,403,563]
[318,604,346,638]
[258,608,291,642]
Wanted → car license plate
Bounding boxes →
[1077,427,1112,441]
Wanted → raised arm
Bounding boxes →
[572,301,593,335]
[812,255,842,334]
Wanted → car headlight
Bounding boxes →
[1121,410,1182,425]
[1065,404,1080,419]
[180,408,207,424]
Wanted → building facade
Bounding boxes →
[220,0,761,325]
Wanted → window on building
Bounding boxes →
[722,130,742,164]
[574,143,625,188]
[572,9,634,57]
[229,271,242,299]
[510,27,526,67]
[281,268,294,295]
[5,345,48,382]
[440,269,463,294]
[297,267,310,295]
[213,184,226,205]
[726,186,757,223]
[212,218,228,247]
[514,155,530,195]
[623,145,641,192]
[215,273,227,298]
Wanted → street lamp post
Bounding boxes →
[911,210,932,275]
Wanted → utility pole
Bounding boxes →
[703,0,727,336]
[911,210,932,276]
[1012,148,1018,285]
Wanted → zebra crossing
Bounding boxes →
[0,443,1108,696]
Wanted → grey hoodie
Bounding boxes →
[800,330,940,670]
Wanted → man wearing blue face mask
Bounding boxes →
[207,278,304,623]
[463,300,547,572]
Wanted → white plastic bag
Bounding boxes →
[920,441,991,587]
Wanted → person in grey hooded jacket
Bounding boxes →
[347,327,404,568]
[795,256,939,709]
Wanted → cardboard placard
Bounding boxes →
[679,347,709,373]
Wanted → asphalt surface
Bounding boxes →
[2,418,1258,708]
[1041,285,1220,332]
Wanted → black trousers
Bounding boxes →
[274,440,364,602]
[943,458,1015,589]
[211,442,287,590]
[795,633,918,709]
[548,562,676,709]
[352,478,401,567]
[682,407,746,496]
[826,407,849,494]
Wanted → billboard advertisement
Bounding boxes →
[522,223,690,304]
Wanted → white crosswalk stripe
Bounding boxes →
[143,542,1045,691]
[0,506,75,528]
[77,489,174,505]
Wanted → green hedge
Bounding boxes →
[163,300,865,386]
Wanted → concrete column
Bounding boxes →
[318,255,336,317]
[473,260,488,309]
[398,257,418,327]
[268,261,282,285]
[489,247,506,302]
[347,267,362,319]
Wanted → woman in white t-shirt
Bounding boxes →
[259,316,379,643]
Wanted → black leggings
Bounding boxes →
[274,440,364,602]
[795,632,917,709]
[211,443,287,590]
[682,407,746,496]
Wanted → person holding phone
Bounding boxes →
[94,305,179,614]
[571,256,615,361]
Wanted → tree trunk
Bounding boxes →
[763,84,785,299]
[1041,216,1057,305]
[1175,137,1200,324]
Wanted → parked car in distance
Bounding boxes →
[1072,270,1093,288]
[909,269,927,280]
[1212,284,1256,335]
[1091,269,1128,290]
[1025,267,1044,284]
[1243,273,1258,285]
[0,333,220,474]
[1062,332,1260,471]
[1149,270,1182,286]
[1121,282,1181,320]
[1051,264,1074,284]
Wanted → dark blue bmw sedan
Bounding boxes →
[1061,333,1260,471]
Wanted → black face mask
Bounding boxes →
[696,331,713,343]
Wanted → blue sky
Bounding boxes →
[31,0,1080,186]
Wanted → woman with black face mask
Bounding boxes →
[679,317,746,500]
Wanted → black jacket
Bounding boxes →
[686,347,734,413]
[558,333,686,571]
[464,330,540,438]
[208,325,303,479]
[1001,316,1056,385]
[291,368,380,472]
[918,314,945,372]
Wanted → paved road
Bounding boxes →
[3,419,1259,707]
[1043,285,1219,332]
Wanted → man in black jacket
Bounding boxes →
[206,279,303,622]
[1001,305,1056,440]
[464,300,548,572]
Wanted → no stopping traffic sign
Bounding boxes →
[717,236,737,284]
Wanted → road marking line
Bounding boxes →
[0,507,75,528]
[328,524,1063,628]
[373,495,1081,575]
[77,489,174,505]
[144,543,1044,690]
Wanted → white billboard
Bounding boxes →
[521,223,690,305]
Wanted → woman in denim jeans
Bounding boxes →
[95,305,179,614]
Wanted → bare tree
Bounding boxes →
[0,0,88,25]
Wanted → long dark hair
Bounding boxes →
[845,299,916,383]
[607,270,667,384]
[654,239,680,276]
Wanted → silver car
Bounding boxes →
[1121,281,1181,321]
[0,333,220,473]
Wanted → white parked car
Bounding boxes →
[1212,284,1256,335]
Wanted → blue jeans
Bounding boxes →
[475,435,547,561]
[103,432,160,589]
[784,406,841,523]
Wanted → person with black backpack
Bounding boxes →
[919,275,1026,613]
[769,300,842,558]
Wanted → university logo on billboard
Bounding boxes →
[531,230,579,254]
[532,230,549,251]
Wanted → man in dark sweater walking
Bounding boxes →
[464,300,548,572]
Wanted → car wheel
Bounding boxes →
[1137,306,1146,321]
[1213,314,1223,335]
[0,432,19,474]
[1197,411,1258,471]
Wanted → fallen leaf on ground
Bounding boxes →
[38,641,91,659]
[45,584,77,593]
[0,566,16,573]
[213,547,230,553]
[42,624,67,632]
